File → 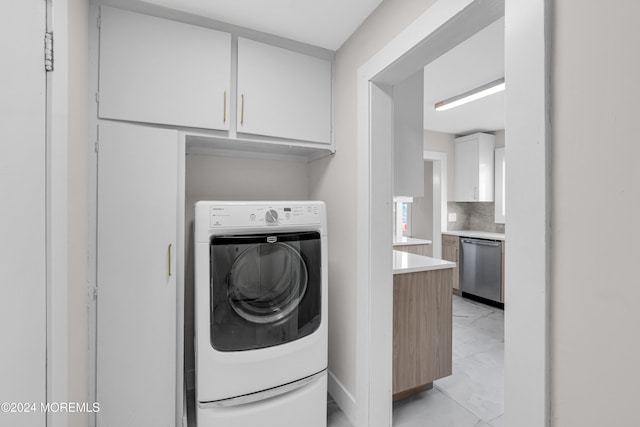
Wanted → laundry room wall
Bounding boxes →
[183,154,310,385]
[309,0,439,412]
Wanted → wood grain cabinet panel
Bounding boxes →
[393,269,453,400]
[441,235,460,293]
[501,241,505,303]
[394,244,431,257]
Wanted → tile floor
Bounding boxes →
[328,295,505,427]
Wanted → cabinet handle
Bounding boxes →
[223,91,227,123]
[168,243,172,277]
[240,94,245,126]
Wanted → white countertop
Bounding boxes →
[443,230,505,241]
[393,250,456,275]
[393,236,433,247]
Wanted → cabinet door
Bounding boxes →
[0,2,47,425]
[454,139,479,201]
[393,270,452,398]
[97,122,177,426]
[454,133,495,202]
[237,37,331,144]
[99,6,231,130]
[442,236,460,291]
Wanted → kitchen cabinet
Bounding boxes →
[237,37,332,144]
[98,6,231,130]
[393,269,452,400]
[393,71,424,197]
[442,234,460,294]
[454,133,495,202]
[501,241,505,303]
[394,244,431,257]
[96,122,178,426]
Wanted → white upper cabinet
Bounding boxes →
[237,37,332,144]
[454,133,495,202]
[98,7,231,130]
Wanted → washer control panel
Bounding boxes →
[209,203,322,228]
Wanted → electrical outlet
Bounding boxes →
[448,213,457,222]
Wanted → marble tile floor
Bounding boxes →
[328,295,504,427]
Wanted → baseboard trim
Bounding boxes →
[328,370,356,426]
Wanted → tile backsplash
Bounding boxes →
[448,202,505,234]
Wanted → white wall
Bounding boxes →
[67,1,90,426]
[410,160,434,256]
[309,0,438,397]
[423,129,455,198]
[183,154,310,377]
[551,1,640,425]
[494,129,505,148]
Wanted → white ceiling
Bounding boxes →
[423,17,505,135]
[138,0,384,50]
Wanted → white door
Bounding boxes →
[237,37,332,144]
[0,1,47,426]
[96,122,178,427]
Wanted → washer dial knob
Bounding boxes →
[265,209,279,224]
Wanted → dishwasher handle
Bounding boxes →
[461,238,501,247]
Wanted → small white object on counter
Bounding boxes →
[442,230,505,241]
[393,250,455,275]
[393,236,433,247]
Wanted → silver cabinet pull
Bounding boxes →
[168,243,172,277]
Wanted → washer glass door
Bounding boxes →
[209,231,321,351]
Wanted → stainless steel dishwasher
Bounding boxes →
[460,238,502,303]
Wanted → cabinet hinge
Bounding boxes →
[97,16,101,29]
[91,286,98,301]
[95,92,100,103]
[95,141,99,153]
[44,32,53,72]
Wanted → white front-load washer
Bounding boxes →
[194,201,328,427]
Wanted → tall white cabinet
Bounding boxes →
[237,37,332,144]
[454,133,495,202]
[99,7,231,130]
[96,122,178,427]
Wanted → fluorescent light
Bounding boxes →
[434,78,505,111]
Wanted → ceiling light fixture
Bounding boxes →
[434,77,505,111]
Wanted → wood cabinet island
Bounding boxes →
[392,250,455,400]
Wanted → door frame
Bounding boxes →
[423,150,448,259]
[355,0,550,426]
[48,1,70,426]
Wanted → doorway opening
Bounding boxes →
[354,0,550,426]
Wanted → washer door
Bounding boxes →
[228,242,308,324]
[209,231,321,352]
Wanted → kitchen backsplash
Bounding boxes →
[447,202,505,234]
